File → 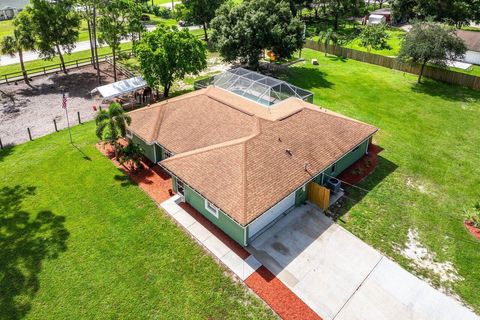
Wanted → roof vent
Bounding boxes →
[304,162,309,171]
[286,149,292,156]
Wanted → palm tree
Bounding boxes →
[318,29,340,57]
[0,12,36,85]
[95,102,132,157]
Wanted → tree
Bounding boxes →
[136,26,207,98]
[397,21,466,83]
[327,0,364,31]
[211,0,305,69]
[358,23,390,52]
[77,0,101,83]
[95,102,132,157]
[182,0,225,41]
[391,0,480,27]
[0,11,35,85]
[98,0,143,81]
[118,142,144,171]
[317,28,341,56]
[28,0,80,74]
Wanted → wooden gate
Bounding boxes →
[308,182,330,210]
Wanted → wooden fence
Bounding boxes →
[0,49,133,85]
[304,39,480,90]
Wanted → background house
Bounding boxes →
[456,30,480,65]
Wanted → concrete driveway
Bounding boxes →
[248,204,478,320]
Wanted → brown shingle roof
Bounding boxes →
[158,91,378,225]
[128,88,258,152]
[456,30,480,52]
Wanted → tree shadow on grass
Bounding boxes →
[273,65,334,91]
[0,144,15,163]
[114,174,135,187]
[410,78,480,103]
[330,156,398,223]
[0,185,69,320]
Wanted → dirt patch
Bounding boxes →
[0,63,122,146]
[397,228,463,283]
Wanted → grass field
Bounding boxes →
[283,49,480,312]
[0,122,276,320]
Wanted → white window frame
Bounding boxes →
[205,199,219,218]
[176,179,185,197]
[126,129,133,139]
[302,184,306,192]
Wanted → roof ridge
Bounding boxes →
[240,117,262,222]
[151,102,167,142]
[301,103,377,129]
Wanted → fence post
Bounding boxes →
[27,128,33,141]
[54,119,58,132]
[77,111,82,124]
[0,137,3,150]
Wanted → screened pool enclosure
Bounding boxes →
[194,68,313,106]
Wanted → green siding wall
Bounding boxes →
[322,139,369,181]
[295,186,308,206]
[155,144,163,161]
[131,134,156,163]
[182,184,246,246]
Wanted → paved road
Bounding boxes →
[0,24,200,67]
[248,204,479,320]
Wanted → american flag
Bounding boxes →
[62,92,67,109]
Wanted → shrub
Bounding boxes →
[464,202,480,228]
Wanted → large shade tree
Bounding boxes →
[98,0,143,81]
[211,0,305,69]
[181,0,225,41]
[28,0,80,74]
[391,0,480,27]
[0,11,36,84]
[136,26,207,98]
[398,21,466,83]
[77,0,101,83]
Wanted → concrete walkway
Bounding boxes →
[249,204,479,320]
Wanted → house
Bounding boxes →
[0,6,17,20]
[126,69,378,246]
[368,8,392,25]
[456,30,480,65]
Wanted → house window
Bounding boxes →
[302,184,306,192]
[126,129,133,139]
[176,179,185,196]
[352,146,360,153]
[331,164,336,174]
[164,149,173,159]
[205,199,219,218]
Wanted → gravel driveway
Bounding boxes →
[0,64,120,146]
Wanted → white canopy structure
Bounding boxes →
[91,76,147,99]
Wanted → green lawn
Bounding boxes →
[0,122,276,320]
[284,49,480,312]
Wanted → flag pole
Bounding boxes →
[62,89,73,144]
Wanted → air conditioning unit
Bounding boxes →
[326,177,341,194]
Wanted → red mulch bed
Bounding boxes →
[179,202,251,259]
[245,267,322,320]
[338,144,383,185]
[97,142,173,204]
[465,221,480,240]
